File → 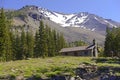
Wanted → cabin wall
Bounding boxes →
[62,50,92,57]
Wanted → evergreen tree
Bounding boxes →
[59,33,66,49]
[0,8,13,61]
[21,28,27,59]
[114,28,120,57]
[77,40,86,46]
[33,21,67,57]
[104,27,110,56]
[26,30,34,58]
[14,31,22,60]
[34,31,39,57]
[35,21,48,58]
[48,28,55,56]
[45,25,53,56]
[52,30,57,55]
[9,30,16,60]
[104,27,120,57]
[56,33,61,54]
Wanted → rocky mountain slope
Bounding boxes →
[7,5,120,45]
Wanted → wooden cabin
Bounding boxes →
[60,40,98,57]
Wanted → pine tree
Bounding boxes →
[104,27,119,57]
[52,30,57,55]
[34,31,39,57]
[26,30,34,58]
[21,28,27,59]
[34,21,67,57]
[49,28,56,56]
[56,33,61,54]
[14,31,22,60]
[55,32,66,55]
[0,8,13,61]
[9,30,16,60]
[104,27,111,57]
[45,25,51,56]
[114,28,120,57]
[35,21,48,58]
[59,33,66,49]
[40,21,48,58]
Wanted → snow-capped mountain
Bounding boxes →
[34,6,119,31]
[10,5,120,45]
[38,7,87,27]
[20,5,120,32]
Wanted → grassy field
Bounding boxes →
[0,56,120,78]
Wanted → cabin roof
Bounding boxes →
[60,45,94,53]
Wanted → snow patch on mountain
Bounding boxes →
[36,6,119,31]
[38,7,89,27]
[94,17,99,21]
[66,15,88,25]
[91,28,96,31]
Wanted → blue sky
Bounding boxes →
[1,0,120,22]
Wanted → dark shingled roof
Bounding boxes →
[60,45,94,53]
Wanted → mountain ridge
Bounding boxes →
[6,5,120,45]
[23,5,120,31]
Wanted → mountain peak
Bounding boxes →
[23,5,39,9]
[19,5,120,31]
[11,5,120,45]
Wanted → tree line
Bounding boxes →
[68,40,87,47]
[104,27,120,57]
[0,8,66,61]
